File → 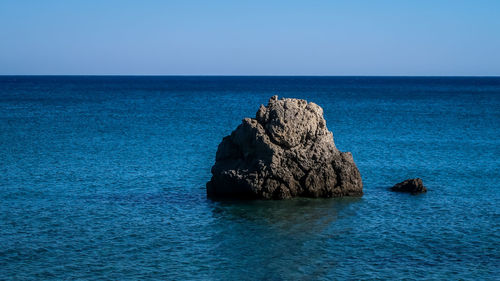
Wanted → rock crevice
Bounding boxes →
[207,96,363,199]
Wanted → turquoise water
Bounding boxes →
[0,76,499,280]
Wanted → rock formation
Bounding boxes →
[391,178,427,194]
[206,95,363,199]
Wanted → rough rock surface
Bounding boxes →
[391,178,427,194]
[206,96,363,199]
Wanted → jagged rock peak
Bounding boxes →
[207,96,363,199]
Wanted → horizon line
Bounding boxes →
[0,74,499,78]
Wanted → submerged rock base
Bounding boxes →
[207,96,363,199]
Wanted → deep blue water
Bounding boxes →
[0,76,499,280]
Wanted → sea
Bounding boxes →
[0,76,499,280]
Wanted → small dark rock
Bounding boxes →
[391,178,427,194]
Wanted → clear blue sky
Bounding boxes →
[1,0,499,75]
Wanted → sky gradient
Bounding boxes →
[1,0,499,75]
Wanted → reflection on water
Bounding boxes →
[204,198,362,280]
[210,197,362,230]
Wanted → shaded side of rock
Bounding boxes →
[206,95,363,199]
[391,178,427,194]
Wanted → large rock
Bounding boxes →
[206,96,363,199]
[391,178,427,194]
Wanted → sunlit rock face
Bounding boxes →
[207,96,363,199]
